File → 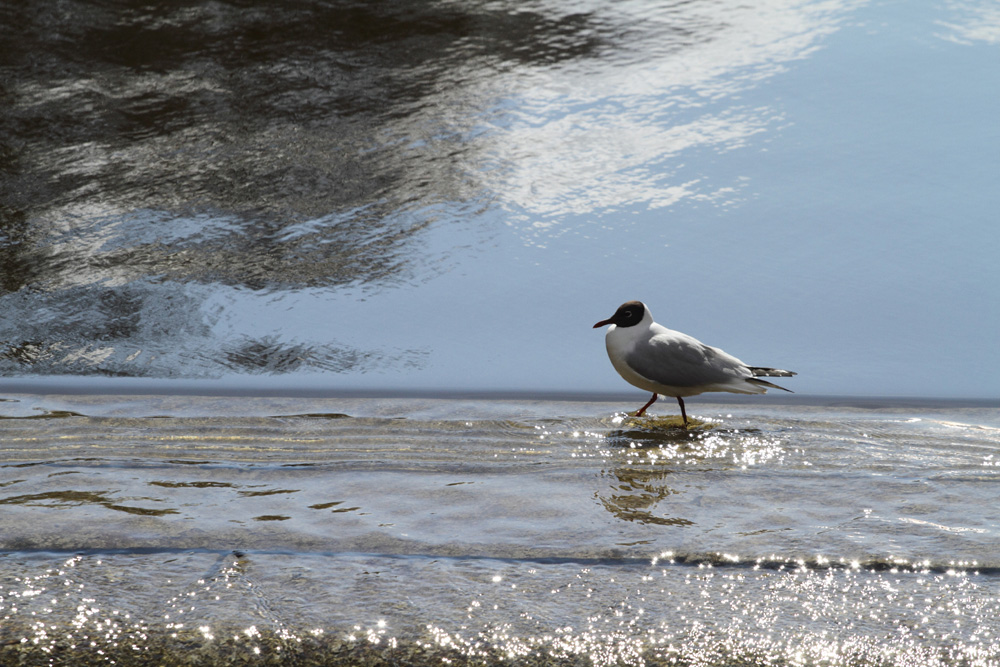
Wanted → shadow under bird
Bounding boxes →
[593,301,796,426]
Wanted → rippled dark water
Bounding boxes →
[4,0,528,378]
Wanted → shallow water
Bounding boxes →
[2,394,999,665]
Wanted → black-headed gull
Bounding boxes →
[593,300,795,425]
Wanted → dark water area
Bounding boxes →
[2,0,532,377]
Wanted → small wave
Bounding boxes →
[651,549,1000,575]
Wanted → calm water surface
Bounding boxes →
[2,0,998,396]
[2,394,1000,665]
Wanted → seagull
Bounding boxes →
[593,301,795,426]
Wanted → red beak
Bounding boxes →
[593,318,613,328]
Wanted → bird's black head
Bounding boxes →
[593,301,646,329]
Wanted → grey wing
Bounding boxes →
[625,332,749,388]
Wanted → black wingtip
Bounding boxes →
[747,378,794,393]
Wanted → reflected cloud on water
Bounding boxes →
[0,0,861,379]
[936,1,1000,44]
[486,0,861,227]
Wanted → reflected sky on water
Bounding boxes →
[1,0,998,397]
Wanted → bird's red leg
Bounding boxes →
[635,393,657,417]
[677,397,688,427]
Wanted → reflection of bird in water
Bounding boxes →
[599,465,694,527]
[593,301,795,426]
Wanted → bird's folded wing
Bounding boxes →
[625,332,749,389]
